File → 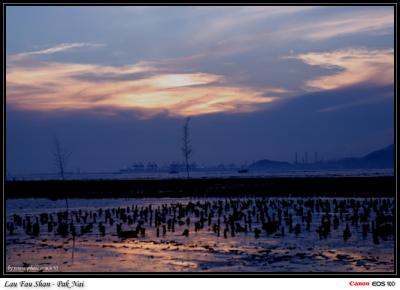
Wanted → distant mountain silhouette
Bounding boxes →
[364,144,394,161]
[249,144,394,170]
[249,159,291,170]
[331,144,394,169]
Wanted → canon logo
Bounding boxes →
[349,281,370,286]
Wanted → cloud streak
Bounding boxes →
[9,42,104,61]
[192,6,316,45]
[304,13,393,40]
[284,10,394,41]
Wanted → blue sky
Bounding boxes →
[6,6,394,173]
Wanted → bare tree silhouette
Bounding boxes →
[53,136,71,211]
[181,117,193,179]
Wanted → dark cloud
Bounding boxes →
[6,82,57,97]
[71,71,156,82]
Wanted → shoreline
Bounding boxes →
[5,176,395,199]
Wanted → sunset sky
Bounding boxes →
[6,6,394,174]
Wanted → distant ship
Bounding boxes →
[237,169,249,174]
[169,170,179,174]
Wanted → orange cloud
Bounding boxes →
[290,48,394,91]
[6,60,274,117]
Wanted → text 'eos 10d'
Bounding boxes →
[57,281,85,288]
[372,282,396,287]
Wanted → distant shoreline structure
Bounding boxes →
[6,144,394,181]
[117,144,394,174]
